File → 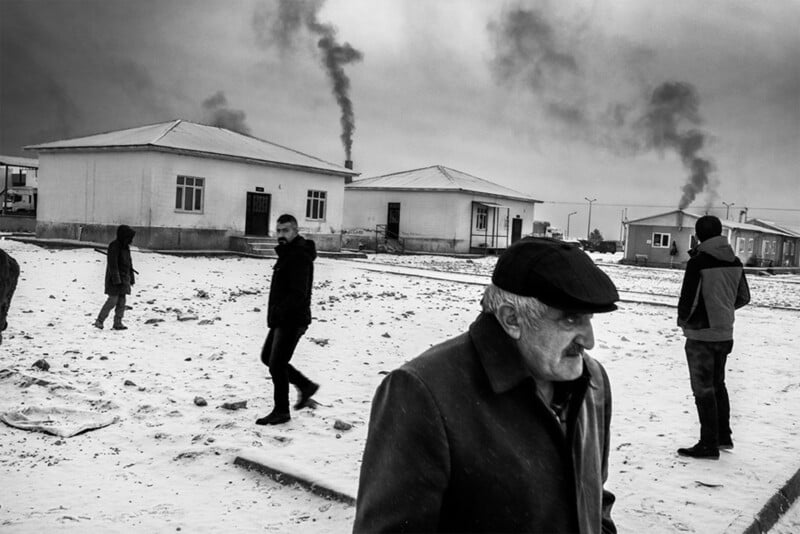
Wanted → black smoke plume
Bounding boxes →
[488,5,715,208]
[202,91,251,135]
[254,0,363,160]
[640,82,713,209]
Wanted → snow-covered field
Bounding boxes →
[1,239,798,533]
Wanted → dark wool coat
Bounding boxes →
[267,236,316,328]
[678,235,750,341]
[354,313,616,534]
[104,225,136,296]
[0,249,20,341]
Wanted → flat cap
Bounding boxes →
[492,237,619,313]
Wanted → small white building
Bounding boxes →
[25,120,357,251]
[343,165,541,253]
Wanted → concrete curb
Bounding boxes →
[726,465,800,533]
[234,449,357,506]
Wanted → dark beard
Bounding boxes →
[277,238,287,245]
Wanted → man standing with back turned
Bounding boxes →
[677,215,750,459]
[256,214,319,426]
[354,237,619,533]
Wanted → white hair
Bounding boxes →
[481,283,548,328]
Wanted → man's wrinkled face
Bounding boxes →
[517,308,595,382]
[276,222,298,244]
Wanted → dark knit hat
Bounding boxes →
[492,237,619,313]
[695,215,722,242]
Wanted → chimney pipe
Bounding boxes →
[344,160,354,184]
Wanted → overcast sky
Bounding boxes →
[2,0,798,238]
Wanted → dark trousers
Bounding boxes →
[685,339,734,446]
[261,326,312,413]
[97,294,127,325]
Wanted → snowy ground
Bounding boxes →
[1,239,798,533]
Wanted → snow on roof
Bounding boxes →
[345,165,540,203]
[626,209,792,237]
[0,155,38,169]
[748,219,800,238]
[24,120,356,176]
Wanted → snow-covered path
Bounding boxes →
[1,240,798,533]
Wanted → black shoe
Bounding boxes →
[294,382,319,410]
[112,323,128,330]
[718,437,734,450]
[678,442,720,459]
[255,411,290,425]
[93,320,104,329]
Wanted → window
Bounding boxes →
[305,190,326,220]
[476,206,488,230]
[747,238,754,254]
[652,232,670,248]
[175,176,204,212]
[11,172,26,187]
[736,237,746,255]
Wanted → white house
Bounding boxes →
[25,120,357,251]
[343,165,541,253]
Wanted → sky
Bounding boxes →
[2,0,799,238]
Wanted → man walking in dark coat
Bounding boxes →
[256,214,319,426]
[94,225,136,330]
[0,248,20,345]
[677,215,750,459]
[354,238,619,534]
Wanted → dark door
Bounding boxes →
[245,192,271,236]
[511,217,523,243]
[387,202,400,239]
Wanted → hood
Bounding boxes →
[277,235,317,261]
[697,235,736,262]
[116,225,136,245]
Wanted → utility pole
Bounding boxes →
[722,201,735,220]
[566,211,577,238]
[585,197,596,240]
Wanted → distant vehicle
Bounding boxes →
[580,240,618,253]
[3,187,37,213]
[560,238,583,249]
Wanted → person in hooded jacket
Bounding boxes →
[256,214,320,426]
[94,225,136,330]
[677,215,750,459]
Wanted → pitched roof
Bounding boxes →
[626,209,792,237]
[345,165,540,203]
[0,155,38,169]
[24,120,356,177]
[748,218,800,238]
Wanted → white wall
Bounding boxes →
[37,150,346,234]
[147,152,345,234]
[343,189,537,250]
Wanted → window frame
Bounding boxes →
[476,206,488,230]
[305,189,327,221]
[175,175,205,214]
[651,232,671,248]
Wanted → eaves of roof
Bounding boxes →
[344,185,541,204]
[30,144,358,179]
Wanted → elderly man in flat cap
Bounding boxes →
[353,238,619,534]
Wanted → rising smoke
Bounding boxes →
[640,82,713,209]
[201,91,252,135]
[488,3,716,208]
[253,0,363,160]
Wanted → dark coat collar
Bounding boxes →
[468,312,597,395]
